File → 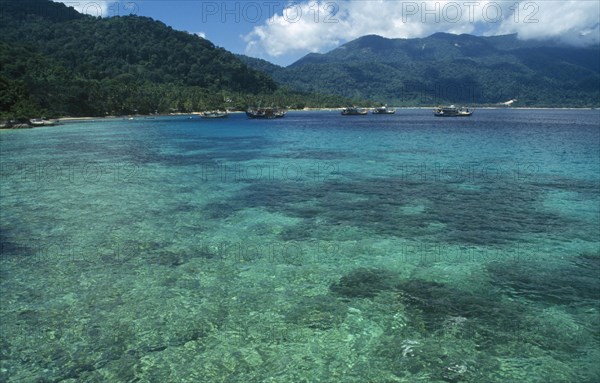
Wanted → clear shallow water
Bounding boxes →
[1,109,599,382]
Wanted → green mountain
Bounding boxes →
[1,0,348,119]
[242,33,600,107]
[236,55,283,77]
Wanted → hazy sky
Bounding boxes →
[53,0,600,66]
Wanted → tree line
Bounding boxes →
[0,0,350,121]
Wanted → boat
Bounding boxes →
[201,110,229,119]
[3,120,32,129]
[246,107,287,119]
[433,105,473,117]
[29,118,59,126]
[372,105,396,114]
[341,107,368,115]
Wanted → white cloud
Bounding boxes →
[495,1,600,46]
[193,32,207,39]
[244,0,600,58]
[51,1,118,18]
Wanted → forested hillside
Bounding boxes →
[0,0,346,120]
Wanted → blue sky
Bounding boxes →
[54,1,600,66]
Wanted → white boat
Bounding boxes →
[341,107,368,115]
[372,105,396,114]
[433,105,473,117]
[29,118,59,126]
[246,107,287,119]
[201,110,229,119]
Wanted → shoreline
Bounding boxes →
[61,107,599,120]
[2,107,598,130]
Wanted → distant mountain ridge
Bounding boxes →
[240,33,600,107]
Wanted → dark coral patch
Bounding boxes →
[330,268,399,298]
[211,172,587,246]
[488,253,600,305]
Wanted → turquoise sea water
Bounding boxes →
[1,109,599,382]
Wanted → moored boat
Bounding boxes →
[246,107,287,119]
[433,105,473,117]
[372,105,396,114]
[341,107,368,115]
[201,110,229,118]
[29,118,59,126]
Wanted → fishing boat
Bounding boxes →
[372,105,396,114]
[29,118,59,126]
[341,107,368,116]
[246,107,287,119]
[201,110,229,119]
[433,105,473,117]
